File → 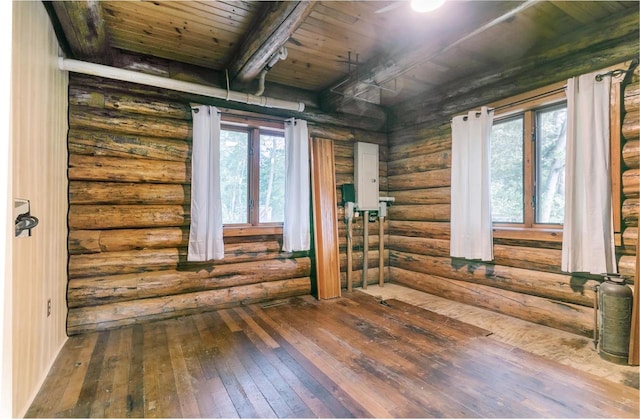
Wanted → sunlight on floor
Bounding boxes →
[361,283,639,389]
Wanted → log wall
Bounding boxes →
[386,66,637,338]
[620,66,639,283]
[66,74,387,334]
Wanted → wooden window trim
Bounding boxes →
[493,225,563,242]
[248,126,260,226]
[523,109,535,227]
[223,225,283,237]
[610,77,622,233]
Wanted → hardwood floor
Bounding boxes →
[27,291,639,418]
[362,284,640,389]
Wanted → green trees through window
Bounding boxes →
[219,125,285,226]
[259,134,285,223]
[220,129,248,224]
[535,105,567,224]
[490,101,567,227]
[491,116,524,223]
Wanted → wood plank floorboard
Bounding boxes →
[362,283,640,389]
[27,291,640,418]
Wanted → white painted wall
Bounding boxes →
[1,0,13,417]
[11,1,69,416]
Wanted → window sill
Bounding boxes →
[493,226,563,243]
[223,225,283,237]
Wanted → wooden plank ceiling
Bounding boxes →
[49,1,639,108]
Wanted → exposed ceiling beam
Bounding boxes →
[50,0,112,64]
[320,0,538,113]
[227,1,315,84]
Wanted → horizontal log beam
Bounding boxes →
[70,85,191,119]
[388,204,450,222]
[388,235,450,258]
[68,227,289,254]
[68,241,291,278]
[619,254,636,279]
[69,227,189,254]
[69,205,190,230]
[390,123,450,150]
[623,110,640,140]
[387,221,450,240]
[391,188,450,205]
[625,81,639,103]
[69,181,189,205]
[387,150,451,176]
[623,198,639,226]
[69,105,192,140]
[623,169,640,198]
[388,169,450,191]
[68,129,191,162]
[390,251,594,307]
[389,235,564,273]
[67,277,311,335]
[389,267,593,337]
[69,154,190,184]
[621,227,638,254]
[494,241,562,270]
[68,257,311,307]
[622,140,639,169]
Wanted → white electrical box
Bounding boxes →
[354,142,379,211]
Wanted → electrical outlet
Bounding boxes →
[47,299,51,317]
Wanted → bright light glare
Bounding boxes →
[410,0,446,13]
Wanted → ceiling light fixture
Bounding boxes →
[410,0,446,13]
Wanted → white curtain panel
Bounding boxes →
[562,73,616,274]
[283,118,311,251]
[450,106,494,261]
[187,105,224,261]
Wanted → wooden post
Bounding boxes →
[379,215,384,287]
[363,211,369,289]
[311,137,341,299]
[347,215,353,292]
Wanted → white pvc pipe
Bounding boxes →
[58,57,305,112]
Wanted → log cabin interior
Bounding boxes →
[3,0,640,417]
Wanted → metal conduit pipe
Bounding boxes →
[255,46,288,97]
[58,57,305,112]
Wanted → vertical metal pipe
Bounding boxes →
[362,211,369,289]
[347,216,353,292]
[593,285,600,350]
[379,215,384,287]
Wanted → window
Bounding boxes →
[219,121,285,227]
[491,100,567,227]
